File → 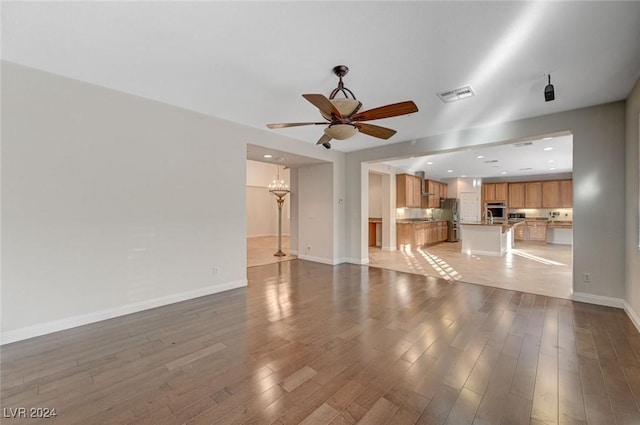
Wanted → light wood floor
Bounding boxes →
[248,236,297,268]
[369,241,573,300]
[2,260,640,425]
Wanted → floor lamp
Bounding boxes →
[268,166,290,257]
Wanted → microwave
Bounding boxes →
[485,202,507,219]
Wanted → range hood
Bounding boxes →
[414,171,434,196]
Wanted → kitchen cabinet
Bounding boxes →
[514,220,548,242]
[525,182,542,208]
[396,221,448,250]
[369,222,377,247]
[561,180,573,207]
[509,183,525,209]
[426,180,448,209]
[527,221,548,241]
[438,221,447,241]
[396,174,422,208]
[483,183,508,203]
[542,181,560,208]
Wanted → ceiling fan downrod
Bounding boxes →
[329,65,356,100]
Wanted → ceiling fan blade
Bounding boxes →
[267,122,326,129]
[351,101,418,122]
[354,123,397,140]
[302,94,343,118]
[316,133,333,145]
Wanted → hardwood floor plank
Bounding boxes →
[443,387,482,425]
[415,383,459,425]
[2,260,640,425]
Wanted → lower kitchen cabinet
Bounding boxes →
[515,220,548,242]
[527,221,547,241]
[397,221,448,250]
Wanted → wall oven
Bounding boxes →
[485,202,507,219]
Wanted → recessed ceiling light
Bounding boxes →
[476,155,485,159]
[501,171,507,175]
[263,154,273,158]
[461,175,467,177]
[447,170,453,173]
[427,161,433,165]
[544,147,553,151]
[543,137,553,140]
[549,167,556,170]
[548,160,555,163]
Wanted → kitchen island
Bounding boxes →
[460,221,521,256]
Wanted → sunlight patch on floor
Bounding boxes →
[511,249,566,266]
[400,249,427,274]
[417,248,462,281]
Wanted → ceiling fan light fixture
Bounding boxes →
[324,124,358,140]
[320,98,361,120]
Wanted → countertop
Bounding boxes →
[396,219,447,224]
[461,221,515,233]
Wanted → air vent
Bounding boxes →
[513,142,534,147]
[436,85,475,103]
[483,159,499,163]
[519,167,533,171]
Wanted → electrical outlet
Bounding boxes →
[583,273,591,283]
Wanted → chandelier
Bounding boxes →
[269,166,290,257]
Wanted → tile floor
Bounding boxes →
[368,240,573,300]
[248,236,572,300]
[247,235,296,268]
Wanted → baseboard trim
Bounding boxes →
[624,301,640,334]
[1,279,247,345]
[571,292,624,309]
[297,254,343,266]
[345,257,369,265]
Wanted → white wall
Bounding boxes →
[298,163,334,263]
[347,102,627,302]
[1,62,343,343]
[626,77,640,319]
[368,173,383,218]
[246,160,290,237]
[1,62,251,342]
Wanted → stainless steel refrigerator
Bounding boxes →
[440,198,460,242]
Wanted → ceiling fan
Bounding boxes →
[266,65,419,149]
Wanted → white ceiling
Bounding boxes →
[2,2,640,153]
[247,144,326,169]
[382,134,573,180]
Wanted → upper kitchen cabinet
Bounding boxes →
[525,182,542,208]
[561,180,573,208]
[396,174,422,208]
[542,181,560,208]
[483,182,508,203]
[426,179,448,208]
[509,183,525,208]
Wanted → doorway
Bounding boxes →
[246,160,296,267]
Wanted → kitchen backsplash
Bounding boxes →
[510,208,573,220]
[396,208,432,220]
